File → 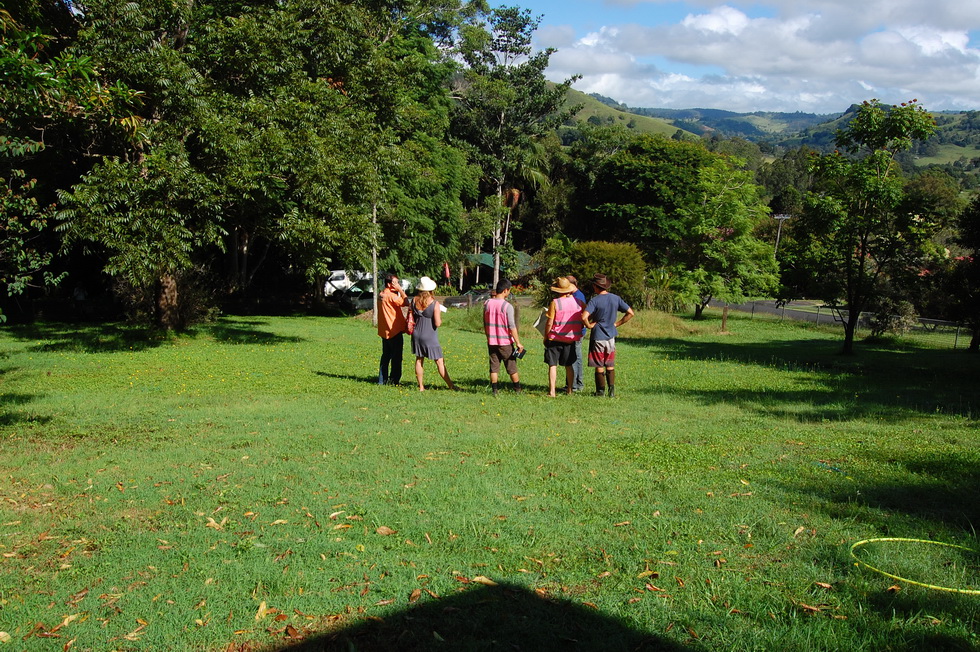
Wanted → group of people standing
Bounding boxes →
[539,273,634,397]
[376,272,633,395]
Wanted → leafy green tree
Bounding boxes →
[0,8,140,321]
[798,99,938,353]
[951,195,980,350]
[451,5,577,286]
[532,236,646,308]
[56,0,475,326]
[672,159,779,319]
[587,134,717,256]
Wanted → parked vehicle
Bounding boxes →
[443,288,491,308]
[334,278,375,311]
[334,277,415,312]
[324,270,370,297]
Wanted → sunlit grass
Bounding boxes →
[0,312,977,650]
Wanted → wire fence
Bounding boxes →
[720,300,973,350]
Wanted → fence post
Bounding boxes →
[954,324,960,350]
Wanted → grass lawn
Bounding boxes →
[1,309,978,651]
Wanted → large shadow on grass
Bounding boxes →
[274,581,688,651]
[631,335,980,422]
[198,318,304,345]
[777,451,980,535]
[0,391,51,427]
[5,322,170,353]
[3,318,303,353]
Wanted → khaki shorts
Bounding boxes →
[488,344,518,375]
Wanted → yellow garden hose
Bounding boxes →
[850,537,980,595]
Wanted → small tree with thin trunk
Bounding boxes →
[799,99,937,354]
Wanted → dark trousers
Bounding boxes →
[379,334,404,385]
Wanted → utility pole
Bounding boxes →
[773,214,791,256]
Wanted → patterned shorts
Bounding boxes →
[588,338,616,368]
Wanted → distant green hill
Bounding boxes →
[588,93,835,140]
[563,87,693,138]
[587,94,980,180]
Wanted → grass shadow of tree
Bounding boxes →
[798,534,980,650]
[199,319,305,345]
[6,322,170,353]
[0,391,50,427]
[629,336,980,422]
[774,452,980,537]
[3,318,304,353]
[270,581,688,651]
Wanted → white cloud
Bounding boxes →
[681,6,750,35]
[535,0,980,112]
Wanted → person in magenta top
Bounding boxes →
[484,279,524,396]
[543,276,585,397]
[565,274,587,392]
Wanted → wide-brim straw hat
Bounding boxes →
[550,276,576,294]
[591,273,611,290]
[417,276,437,292]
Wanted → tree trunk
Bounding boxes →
[841,310,859,355]
[156,273,180,330]
[969,325,979,352]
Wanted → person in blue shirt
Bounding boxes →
[582,273,634,397]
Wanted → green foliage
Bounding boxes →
[568,241,647,307]
[797,99,939,353]
[0,9,141,321]
[451,5,577,283]
[588,134,718,254]
[0,171,66,321]
[533,237,646,308]
[671,159,779,317]
[58,147,222,288]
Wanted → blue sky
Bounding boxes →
[493,0,980,114]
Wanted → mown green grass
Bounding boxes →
[0,310,977,651]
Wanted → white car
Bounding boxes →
[324,270,370,297]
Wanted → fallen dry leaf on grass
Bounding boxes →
[471,576,497,586]
[255,601,277,621]
[376,526,397,536]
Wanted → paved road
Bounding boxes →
[710,299,859,327]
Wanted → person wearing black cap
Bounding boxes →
[582,273,634,397]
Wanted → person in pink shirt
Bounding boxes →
[484,279,525,396]
[543,277,585,397]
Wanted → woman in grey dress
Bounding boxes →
[410,276,458,392]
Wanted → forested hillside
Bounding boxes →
[594,93,980,188]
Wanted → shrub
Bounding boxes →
[533,236,647,308]
[569,241,647,307]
